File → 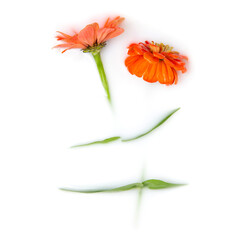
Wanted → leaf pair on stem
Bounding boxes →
[60,179,185,193]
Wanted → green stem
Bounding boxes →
[135,185,143,225]
[135,167,145,225]
[92,52,111,104]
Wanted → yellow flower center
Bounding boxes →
[150,42,174,53]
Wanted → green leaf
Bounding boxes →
[109,183,142,192]
[71,136,121,148]
[142,179,185,189]
[70,108,180,148]
[60,183,140,193]
[59,180,185,193]
[122,108,180,142]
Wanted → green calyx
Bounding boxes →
[82,42,106,54]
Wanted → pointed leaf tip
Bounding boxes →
[142,179,185,189]
[122,107,180,142]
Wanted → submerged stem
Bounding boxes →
[135,167,145,225]
[92,52,111,104]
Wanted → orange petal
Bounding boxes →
[135,61,149,77]
[164,57,185,71]
[166,65,174,85]
[61,44,87,53]
[163,57,177,68]
[127,45,145,56]
[127,48,137,56]
[102,28,124,42]
[127,57,144,75]
[97,28,115,44]
[156,62,165,84]
[56,33,78,43]
[143,52,159,64]
[143,63,158,83]
[78,23,98,47]
[91,22,99,42]
[131,57,148,77]
[167,53,188,61]
[125,55,141,68]
[127,43,138,48]
[153,52,165,60]
[56,31,72,39]
[172,69,178,84]
[104,16,125,28]
[161,61,169,84]
[170,58,185,66]
[181,67,187,73]
[53,43,72,49]
[180,55,188,60]
[133,45,146,55]
[65,34,79,44]
[104,17,110,27]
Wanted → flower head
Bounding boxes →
[125,41,188,85]
[54,16,124,54]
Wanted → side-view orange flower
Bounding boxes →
[125,41,188,85]
[54,16,124,104]
[54,16,124,53]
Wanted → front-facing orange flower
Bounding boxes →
[125,41,188,85]
[54,16,124,104]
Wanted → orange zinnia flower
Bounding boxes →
[54,16,124,104]
[125,41,188,85]
[54,16,124,53]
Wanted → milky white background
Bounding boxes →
[1,0,240,239]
